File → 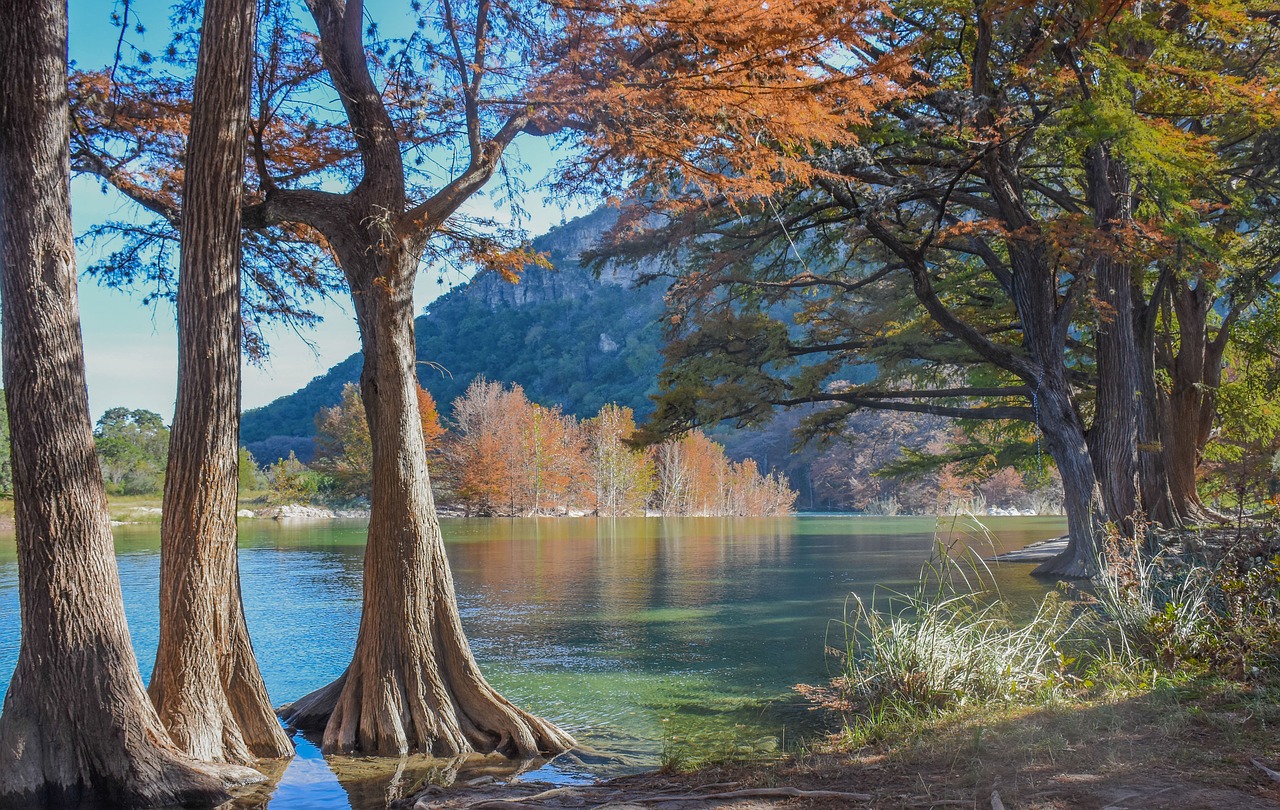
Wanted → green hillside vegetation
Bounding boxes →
[241,208,666,463]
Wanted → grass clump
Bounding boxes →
[807,522,1280,746]
[1089,523,1280,679]
[802,547,1078,741]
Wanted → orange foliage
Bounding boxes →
[416,385,445,451]
[443,380,793,516]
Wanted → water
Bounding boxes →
[0,514,1063,807]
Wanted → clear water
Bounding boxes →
[0,514,1063,808]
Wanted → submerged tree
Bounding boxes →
[148,0,294,765]
[0,0,246,804]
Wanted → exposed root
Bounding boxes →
[1032,546,1095,579]
[277,671,347,732]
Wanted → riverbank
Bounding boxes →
[393,520,1280,810]
[394,674,1280,810]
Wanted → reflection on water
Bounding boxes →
[0,514,1063,809]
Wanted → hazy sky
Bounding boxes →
[62,0,592,423]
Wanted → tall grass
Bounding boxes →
[1088,523,1280,676]
[1088,525,1212,666]
[824,546,1077,731]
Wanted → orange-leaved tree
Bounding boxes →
[72,0,902,757]
[584,404,655,516]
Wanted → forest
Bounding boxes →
[1,0,1279,808]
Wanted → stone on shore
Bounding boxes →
[256,504,336,521]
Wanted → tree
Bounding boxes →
[264,451,322,505]
[147,0,293,765]
[77,0,901,756]
[314,382,446,503]
[584,404,654,516]
[312,383,374,502]
[0,391,12,498]
[417,385,446,451]
[239,447,266,494]
[445,378,579,516]
[94,407,170,494]
[0,0,240,802]
[630,0,1280,575]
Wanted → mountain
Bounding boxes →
[241,207,668,463]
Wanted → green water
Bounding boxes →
[0,514,1063,808]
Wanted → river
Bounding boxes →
[0,514,1063,808]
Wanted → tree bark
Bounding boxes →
[268,0,573,758]
[148,0,294,765]
[1084,145,1142,532]
[1031,381,1106,577]
[0,0,248,804]
[1157,278,1227,523]
[279,247,575,757]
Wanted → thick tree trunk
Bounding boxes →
[148,0,293,765]
[1157,279,1226,523]
[0,1,247,804]
[280,248,574,758]
[1031,378,1105,578]
[1085,146,1142,531]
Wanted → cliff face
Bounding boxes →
[242,207,667,463]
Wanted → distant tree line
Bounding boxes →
[295,379,796,517]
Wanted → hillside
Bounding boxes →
[241,208,668,463]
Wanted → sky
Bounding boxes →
[60,0,593,424]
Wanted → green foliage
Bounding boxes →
[1200,295,1280,508]
[1092,526,1280,678]
[240,209,666,454]
[263,451,322,505]
[311,383,373,504]
[93,407,169,495]
[0,390,11,498]
[238,447,266,495]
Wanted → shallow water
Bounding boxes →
[0,514,1063,808]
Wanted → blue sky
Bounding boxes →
[63,0,592,423]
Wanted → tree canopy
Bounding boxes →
[616,0,1280,574]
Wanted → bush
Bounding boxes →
[264,451,324,505]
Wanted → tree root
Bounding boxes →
[277,671,347,732]
[1032,547,1095,579]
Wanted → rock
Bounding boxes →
[333,508,371,519]
[256,504,336,521]
[237,509,256,518]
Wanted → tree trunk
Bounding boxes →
[148,0,294,765]
[1084,145,1141,532]
[1157,279,1225,523]
[280,247,574,758]
[0,1,247,804]
[1031,378,1105,578]
[1136,334,1178,527]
